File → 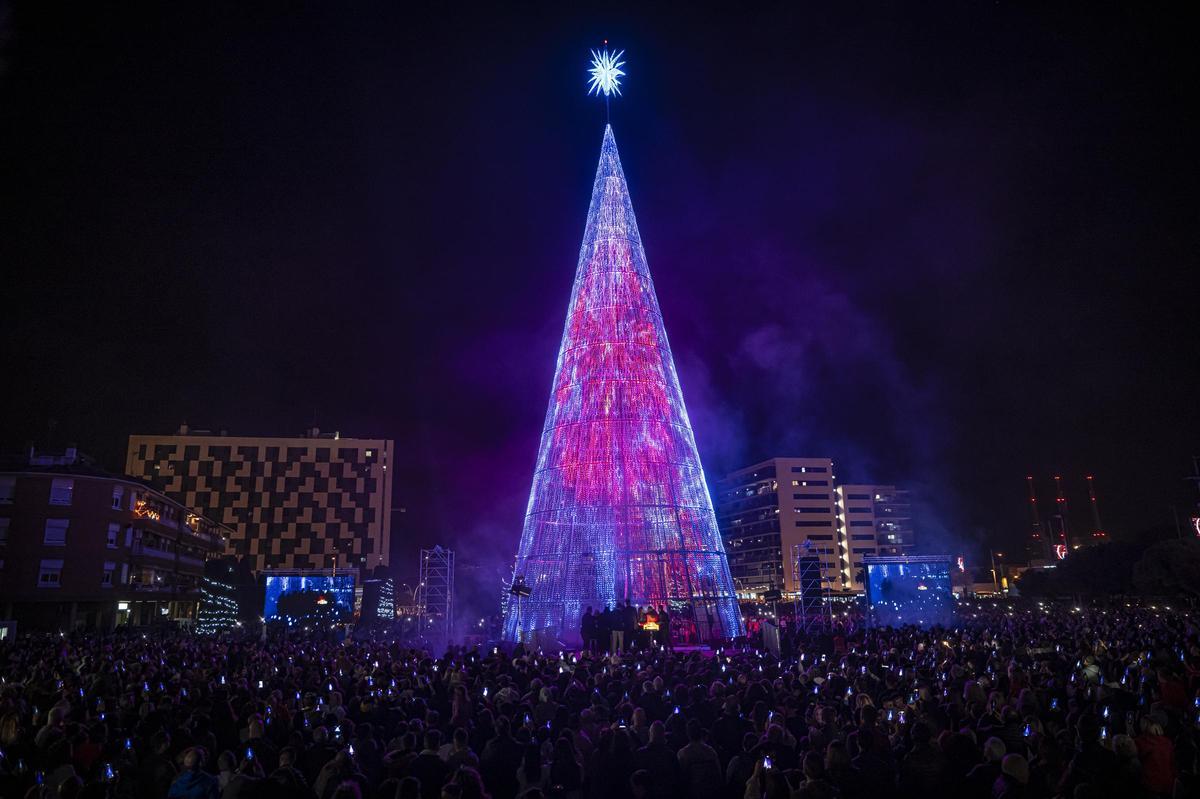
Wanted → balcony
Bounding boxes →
[131,544,176,562]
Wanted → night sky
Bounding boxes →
[2,4,1197,582]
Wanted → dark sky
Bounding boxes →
[2,3,1197,579]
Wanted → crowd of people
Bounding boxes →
[1,599,1198,799]
[578,603,674,653]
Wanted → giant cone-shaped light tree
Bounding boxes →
[504,125,743,644]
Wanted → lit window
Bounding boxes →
[44,519,69,546]
[112,486,124,509]
[107,523,120,548]
[0,476,15,504]
[0,518,8,546]
[49,478,74,506]
[101,562,115,587]
[38,559,64,588]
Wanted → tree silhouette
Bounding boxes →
[1133,539,1200,598]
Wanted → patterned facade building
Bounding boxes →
[125,427,392,573]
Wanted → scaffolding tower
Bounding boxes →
[792,543,832,634]
[417,546,454,649]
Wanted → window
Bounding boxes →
[852,547,877,555]
[101,562,115,587]
[795,520,833,528]
[849,520,873,527]
[49,478,74,506]
[0,476,15,504]
[790,466,828,473]
[794,507,829,514]
[806,534,835,541]
[792,480,828,487]
[125,526,133,547]
[851,534,875,541]
[846,493,870,500]
[847,506,873,514]
[38,559,64,588]
[107,523,120,548]
[111,486,124,509]
[0,518,8,546]
[44,519,69,546]
[120,563,129,585]
[792,492,829,500]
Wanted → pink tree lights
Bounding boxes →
[504,125,743,644]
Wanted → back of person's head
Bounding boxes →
[279,746,297,768]
[911,722,932,746]
[855,727,874,751]
[57,774,83,799]
[218,750,236,772]
[648,720,665,744]
[825,741,849,771]
[248,718,265,739]
[765,723,783,744]
[452,766,487,799]
[1112,734,1137,760]
[440,784,463,799]
[629,768,651,797]
[152,730,171,754]
[313,726,330,744]
[424,729,442,751]
[803,751,824,781]
[1076,714,1100,746]
[331,781,363,799]
[685,719,704,743]
[984,736,1006,763]
[397,776,421,799]
[182,746,206,770]
[1001,753,1029,784]
[453,727,469,747]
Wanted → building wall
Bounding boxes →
[872,485,915,554]
[125,433,393,573]
[716,457,841,596]
[719,463,921,597]
[0,470,224,629]
[835,484,917,591]
[835,484,879,590]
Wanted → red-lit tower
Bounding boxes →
[1026,476,1051,561]
[1052,475,1076,550]
[1085,475,1107,542]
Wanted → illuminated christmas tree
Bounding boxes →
[504,118,743,644]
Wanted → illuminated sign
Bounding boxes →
[1053,544,1068,560]
[956,556,965,572]
[1192,517,1200,537]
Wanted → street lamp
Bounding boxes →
[989,551,1005,594]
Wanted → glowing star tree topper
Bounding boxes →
[587,47,625,97]
[588,46,625,122]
